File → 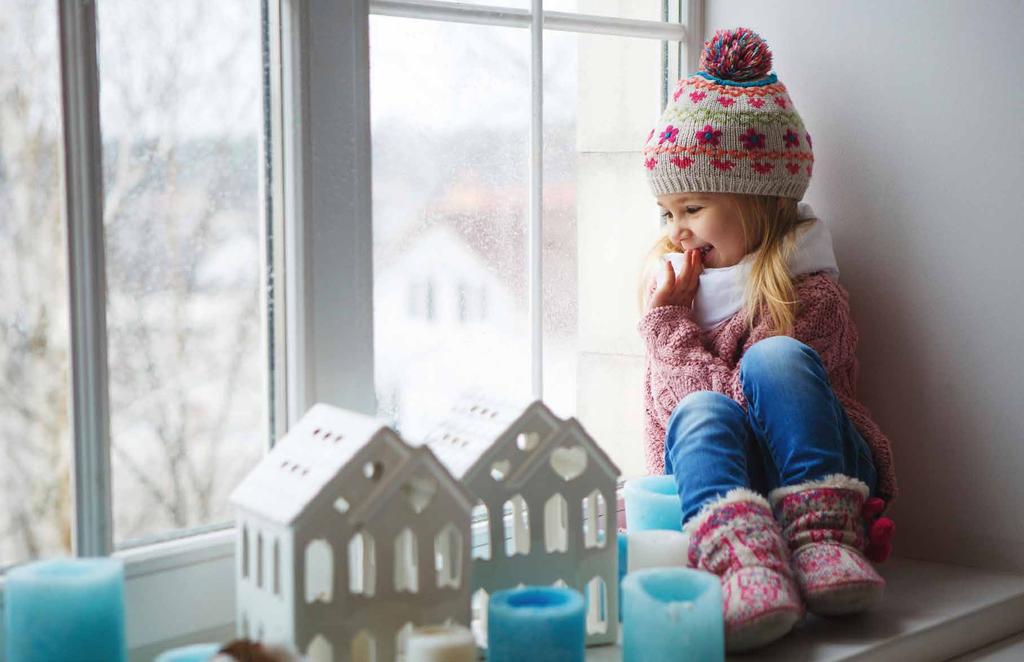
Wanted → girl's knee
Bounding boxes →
[669,390,739,423]
[666,391,744,454]
[741,335,819,377]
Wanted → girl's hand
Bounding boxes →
[647,249,704,311]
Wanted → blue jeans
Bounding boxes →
[664,335,878,527]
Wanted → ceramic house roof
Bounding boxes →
[346,444,476,524]
[544,415,620,484]
[420,393,548,480]
[230,403,406,525]
[421,394,619,485]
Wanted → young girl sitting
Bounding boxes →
[637,27,897,652]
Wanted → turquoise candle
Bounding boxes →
[623,475,683,531]
[154,643,221,662]
[617,530,628,623]
[4,557,126,662]
[488,586,585,662]
[622,568,723,662]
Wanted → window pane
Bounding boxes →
[453,0,665,21]
[0,1,73,567]
[370,16,531,438]
[96,1,268,546]
[543,29,663,476]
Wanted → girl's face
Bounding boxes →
[656,192,752,269]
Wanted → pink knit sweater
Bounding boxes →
[638,270,899,505]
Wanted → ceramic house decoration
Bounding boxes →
[422,395,621,647]
[230,403,474,662]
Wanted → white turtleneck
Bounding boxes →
[656,201,840,330]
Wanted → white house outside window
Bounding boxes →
[369,0,692,480]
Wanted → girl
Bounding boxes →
[636,27,897,652]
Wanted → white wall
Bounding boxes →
[704,0,1024,571]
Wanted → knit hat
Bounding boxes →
[641,27,813,200]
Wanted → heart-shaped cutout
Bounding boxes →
[402,477,437,514]
[550,446,587,482]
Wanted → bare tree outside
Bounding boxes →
[0,0,73,565]
[0,0,268,565]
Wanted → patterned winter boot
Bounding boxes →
[684,487,804,652]
[768,474,886,616]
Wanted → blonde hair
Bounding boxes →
[637,193,815,337]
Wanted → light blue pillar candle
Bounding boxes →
[622,567,723,662]
[487,586,585,662]
[4,557,126,662]
[623,475,683,532]
[154,643,221,662]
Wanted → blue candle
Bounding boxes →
[623,475,683,531]
[617,531,628,622]
[4,557,126,662]
[487,586,585,662]
[622,567,723,662]
[154,643,221,662]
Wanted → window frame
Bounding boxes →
[0,0,702,656]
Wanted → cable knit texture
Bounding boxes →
[638,270,899,507]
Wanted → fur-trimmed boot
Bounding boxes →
[683,487,804,652]
[768,474,886,616]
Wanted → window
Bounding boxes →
[0,2,72,567]
[1,0,692,651]
[0,0,273,566]
[96,0,269,548]
[368,0,688,479]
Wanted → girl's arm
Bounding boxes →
[637,301,756,400]
[790,273,859,390]
[637,272,847,403]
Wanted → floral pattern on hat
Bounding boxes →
[695,124,723,146]
[739,127,766,150]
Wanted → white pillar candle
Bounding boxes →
[405,623,476,662]
[628,529,691,570]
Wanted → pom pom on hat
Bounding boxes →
[699,27,773,82]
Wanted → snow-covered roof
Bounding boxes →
[230,403,403,525]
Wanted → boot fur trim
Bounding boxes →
[682,486,771,538]
[767,473,869,509]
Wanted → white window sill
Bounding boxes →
[136,554,1023,661]
[588,557,1024,662]
[3,538,1022,662]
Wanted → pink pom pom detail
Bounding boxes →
[699,27,773,82]
[862,497,886,519]
[869,516,896,546]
